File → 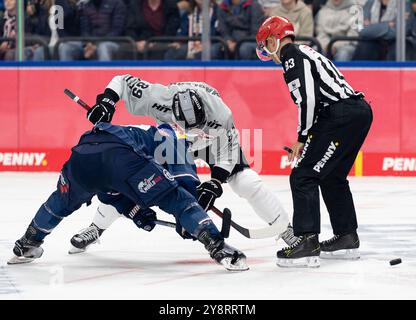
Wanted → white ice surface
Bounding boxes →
[1,173,416,300]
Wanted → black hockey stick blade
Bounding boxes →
[212,206,248,238]
[211,206,281,239]
[220,208,232,238]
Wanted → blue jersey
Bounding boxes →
[76,123,199,197]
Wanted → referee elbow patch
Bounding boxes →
[288,79,301,92]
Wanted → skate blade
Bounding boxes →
[220,257,249,272]
[320,249,360,260]
[68,245,87,255]
[276,256,320,268]
[7,255,35,265]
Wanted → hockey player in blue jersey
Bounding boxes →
[8,122,248,271]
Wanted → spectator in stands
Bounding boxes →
[0,0,36,60]
[216,0,264,60]
[316,0,359,61]
[269,0,314,37]
[259,0,280,17]
[125,0,181,60]
[303,0,327,17]
[26,0,80,60]
[408,0,416,60]
[0,0,15,60]
[177,0,191,14]
[164,0,220,60]
[59,0,126,61]
[353,0,413,60]
[0,0,4,13]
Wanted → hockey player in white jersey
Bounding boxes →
[70,75,297,252]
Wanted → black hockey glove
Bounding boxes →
[197,179,223,211]
[132,208,157,232]
[87,91,117,125]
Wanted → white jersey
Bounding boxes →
[107,74,241,174]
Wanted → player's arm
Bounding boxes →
[212,114,240,179]
[197,112,239,211]
[87,74,171,124]
[283,50,317,144]
[283,48,317,160]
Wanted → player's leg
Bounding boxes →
[68,203,122,253]
[228,168,296,245]
[319,172,360,260]
[206,146,297,246]
[9,160,94,264]
[319,99,373,259]
[106,149,248,271]
[277,126,341,267]
[70,192,161,254]
[68,193,126,254]
[156,186,248,271]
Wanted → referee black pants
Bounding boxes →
[290,98,373,236]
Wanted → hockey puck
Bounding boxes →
[389,258,402,266]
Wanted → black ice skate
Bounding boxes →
[276,233,320,268]
[8,225,44,265]
[198,231,249,271]
[68,223,104,254]
[320,232,360,260]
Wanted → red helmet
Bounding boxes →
[256,16,295,59]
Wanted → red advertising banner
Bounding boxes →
[2,148,416,176]
[1,65,415,176]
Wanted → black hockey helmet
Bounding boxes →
[172,89,206,131]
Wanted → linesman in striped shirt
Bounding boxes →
[256,16,373,268]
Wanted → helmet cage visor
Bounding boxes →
[257,38,280,57]
[172,90,207,132]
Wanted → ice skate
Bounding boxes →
[276,233,320,268]
[320,232,360,260]
[198,230,249,271]
[69,223,104,254]
[8,227,44,265]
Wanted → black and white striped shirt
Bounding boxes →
[280,44,364,143]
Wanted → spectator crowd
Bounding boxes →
[0,0,415,61]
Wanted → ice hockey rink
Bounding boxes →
[1,172,415,300]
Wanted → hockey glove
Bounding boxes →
[87,92,116,125]
[197,179,223,211]
[132,207,157,232]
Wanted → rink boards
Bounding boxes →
[1,62,416,176]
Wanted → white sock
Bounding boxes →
[92,203,122,230]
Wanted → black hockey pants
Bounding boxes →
[290,98,373,236]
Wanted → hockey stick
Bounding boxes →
[64,88,91,111]
[219,207,231,238]
[206,146,293,238]
[155,220,176,228]
[211,206,282,239]
[65,88,279,239]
